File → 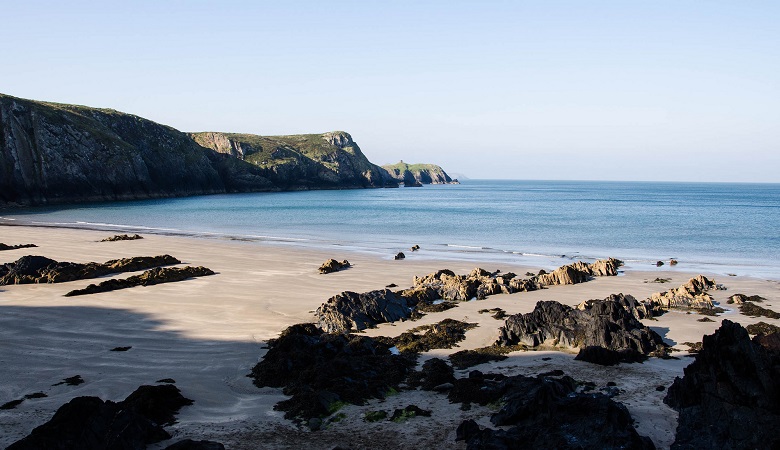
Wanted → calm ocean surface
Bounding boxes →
[2,180,779,278]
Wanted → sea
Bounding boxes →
[2,180,779,279]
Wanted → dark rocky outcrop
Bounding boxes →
[496,299,667,359]
[7,384,192,450]
[0,242,37,251]
[454,372,654,449]
[746,321,780,336]
[248,323,415,420]
[394,252,406,260]
[390,405,432,421]
[740,301,780,319]
[315,289,412,333]
[318,259,350,274]
[574,346,646,366]
[664,320,780,450]
[65,266,215,296]
[448,345,523,369]
[101,234,143,242]
[407,358,455,390]
[0,254,180,285]
[577,293,652,320]
[381,161,457,185]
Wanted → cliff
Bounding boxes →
[190,131,396,189]
[0,94,396,207]
[381,161,457,185]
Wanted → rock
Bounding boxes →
[407,358,455,390]
[248,323,415,420]
[575,346,646,366]
[0,254,181,285]
[65,266,215,296]
[454,374,654,449]
[728,293,766,304]
[754,332,780,353]
[656,385,666,391]
[496,299,666,358]
[410,245,420,251]
[433,383,454,391]
[53,375,85,386]
[315,289,412,333]
[121,384,194,426]
[384,319,477,353]
[111,346,132,351]
[448,346,520,370]
[164,440,226,450]
[7,384,192,450]
[656,260,664,267]
[394,252,406,260]
[101,234,143,242]
[307,418,322,431]
[746,322,780,336]
[0,243,37,251]
[1,399,24,410]
[647,275,715,311]
[740,302,780,319]
[665,320,780,449]
[318,259,350,274]
[577,293,652,320]
[670,259,678,266]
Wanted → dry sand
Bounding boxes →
[1,225,779,449]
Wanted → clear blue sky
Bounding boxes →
[2,1,778,181]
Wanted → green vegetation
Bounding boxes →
[746,321,780,335]
[364,410,388,422]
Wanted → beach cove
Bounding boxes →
[1,223,779,449]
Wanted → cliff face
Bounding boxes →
[191,131,397,189]
[0,94,279,206]
[0,94,397,207]
[381,161,457,185]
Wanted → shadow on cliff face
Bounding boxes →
[0,304,267,448]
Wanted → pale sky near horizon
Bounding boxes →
[2,1,778,182]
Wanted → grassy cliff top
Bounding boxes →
[382,161,445,172]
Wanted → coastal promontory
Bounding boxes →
[381,161,457,185]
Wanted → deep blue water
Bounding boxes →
[2,180,779,278]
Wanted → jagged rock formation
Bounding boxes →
[664,320,780,449]
[578,293,652,320]
[190,131,396,189]
[648,275,715,311]
[0,254,180,285]
[7,384,193,450]
[248,323,415,420]
[453,372,655,449]
[381,160,457,185]
[411,258,622,302]
[317,258,350,274]
[315,289,412,333]
[377,319,477,353]
[65,266,215,296]
[496,299,667,361]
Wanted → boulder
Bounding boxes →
[496,299,666,358]
[577,293,653,320]
[407,358,455,390]
[647,275,715,311]
[455,374,654,449]
[394,252,406,260]
[248,323,415,420]
[665,320,780,449]
[315,289,412,333]
[101,234,143,242]
[7,385,192,450]
[318,259,350,274]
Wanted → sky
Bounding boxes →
[2,1,779,182]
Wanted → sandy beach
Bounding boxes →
[1,224,779,449]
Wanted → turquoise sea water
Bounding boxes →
[2,180,779,278]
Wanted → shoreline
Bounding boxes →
[3,218,777,282]
[1,225,779,449]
